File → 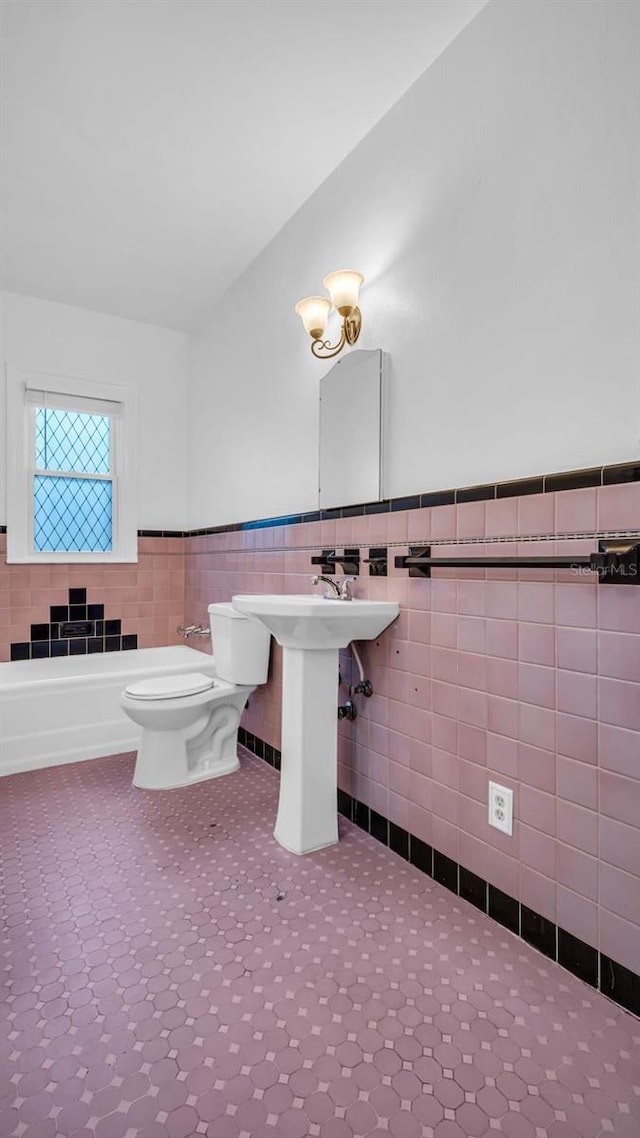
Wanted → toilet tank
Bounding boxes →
[208,603,271,685]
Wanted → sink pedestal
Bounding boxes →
[231,594,399,856]
[274,647,340,854]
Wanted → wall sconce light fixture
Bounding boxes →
[295,270,364,359]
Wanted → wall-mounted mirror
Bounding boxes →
[318,348,386,510]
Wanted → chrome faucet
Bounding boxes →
[310,574,355,601]
[177,624,211,638]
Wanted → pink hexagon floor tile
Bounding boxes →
[1,750,639,1138]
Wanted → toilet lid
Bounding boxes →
[124,672,215,700]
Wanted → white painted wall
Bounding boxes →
[0,291,189,529]
[188,0,640,528]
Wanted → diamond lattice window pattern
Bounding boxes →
[34,408,113,553]
[36,408,110,473]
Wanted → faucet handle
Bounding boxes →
[339,576,356,600]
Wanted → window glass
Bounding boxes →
[35,408,110,473]
[34,476,113,552]
[33,407,113,553]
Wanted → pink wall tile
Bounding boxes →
[486,847,519,898]
[431,713,457,755]
[556,887,598,947]
[456,501,485,539]
[600,816,640,876]
[458,652,486,691]
[519,824,556,880]
[431,505,456,541]
[431,781,458,824]
[556,627,597,674]
[520,785,555,836]
[458,759,488,803]
[432,681,457,719]
[518,582,555,624]
[557,800,598,856]
[409,770,432,812]
[485,580,518,620]
[555,584,597,629]
[431,647,457,684]
[388,510,409,543]
[458,794,487,846]
[598,631,640,683]
[599,677,640,731]
[518,743,555,794]
[432,748,459,790]
[556,670,597,719]
[486,657,518,700]
[555,712,597,764]
[458,724,487,765]
[520,866,556,924]
[431,612,457,648]
[486,619,518,659]
[597,481,640,531]
[487,695,519,739]
[388,790,410,829]
[458,832,489,880]
[458,687,487,728]
[407,609,430,644]
[599,769,640,830]
[518,622,555,665]
[517,493,555,537]
[407,507,430,543]
[457,580,485,617]
[598,587,640,634]
[409,803,432,846]
[487,734,518,778]
[519,703,555,751]
[556,842,598,901]
[598,723,640,780]
[409,738,431,777]
[431,815,458,863]
[430,579,457,613]
[555,487,597,534]
[556,756,597,810]
[485,497,517,539]
[519,664,555,709]
[599,909,640,976]
[458,616,485,653]
[599,862,640,927]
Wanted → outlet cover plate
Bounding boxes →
[488,781,513,836]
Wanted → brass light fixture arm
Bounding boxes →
[310,306,362,360]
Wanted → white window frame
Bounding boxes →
[5,367,138,564]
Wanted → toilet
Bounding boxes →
[120,603,271,790]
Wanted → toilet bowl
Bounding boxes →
[120,603,271,790]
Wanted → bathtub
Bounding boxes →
[0,646,216,777]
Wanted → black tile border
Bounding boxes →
[239,727,640,1020]
[129,459,640,540]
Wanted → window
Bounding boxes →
[6,369,137,563]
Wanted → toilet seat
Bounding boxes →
[124,672,215,700]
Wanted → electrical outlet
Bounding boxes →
[488,781,513,836]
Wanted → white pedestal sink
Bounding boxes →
[231,594,399,855]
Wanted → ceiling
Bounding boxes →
[2,0,487,331]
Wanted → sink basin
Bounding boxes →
[231,594,399,649]
[231,592,399,856]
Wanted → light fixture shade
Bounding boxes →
[294,296,331,340]
[322,269,364,317]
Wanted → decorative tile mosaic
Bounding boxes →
[10,586,138,660]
